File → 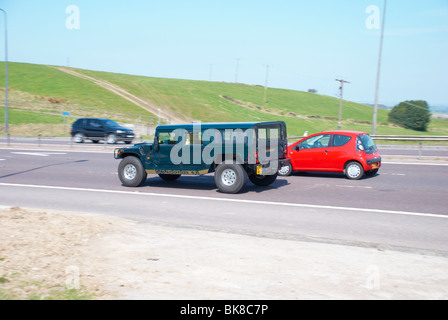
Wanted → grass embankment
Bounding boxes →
[0,62,447,138]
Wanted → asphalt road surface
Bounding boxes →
[1,146,447,257]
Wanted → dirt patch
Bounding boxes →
[0,207,124,299]
[56,67,186,124]
[1,206,447,300]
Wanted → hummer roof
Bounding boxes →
[156,121,286,131]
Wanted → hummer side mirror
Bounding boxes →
[154,137,159,151]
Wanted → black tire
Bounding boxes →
[214,163,248,194]
[249,173,278,186]
[106,133,117,144]
[91,140,99,143]
[118,156,147,187]
[73,132,85,143]
[158,174,181,181]
[344,161,364,180]
[278,163,293,176]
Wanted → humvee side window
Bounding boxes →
[258,127,280,140]
[222,129,249,143]
[158,132,178,145]
[158,131,204,145]
[186,132,203,145]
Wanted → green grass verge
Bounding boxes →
[0,62,446,138]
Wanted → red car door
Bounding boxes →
[290,134,331,171]
[324,134,353,171]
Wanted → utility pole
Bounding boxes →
[335,78,350,130]
[0,9,8,134]
[235,58,240,83]
[372,0,387,135]
[208,64,213,81]
[264,64,270,106]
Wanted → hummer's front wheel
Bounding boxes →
[118,156,147,187]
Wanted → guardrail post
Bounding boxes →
[418,142,422,159]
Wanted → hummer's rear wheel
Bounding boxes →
[118,156,147,187]
[249,173,278,186]
[214,163,248,194]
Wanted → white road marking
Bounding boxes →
[383,161,448,166]
[0,182,446,220]
[315,183,373,189]
[335,185,373,189]
[11,152,67,157]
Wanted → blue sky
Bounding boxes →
[0,0,447,106]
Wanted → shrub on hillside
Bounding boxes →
[388,100,431,131]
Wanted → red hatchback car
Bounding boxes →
[278,131,381,179]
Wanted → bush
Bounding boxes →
[388,100,431,131]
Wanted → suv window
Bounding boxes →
[332,134,351,147]
[74,119,85,126]
[87,119,102,128]
[103,119,119,127]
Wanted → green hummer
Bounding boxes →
[114,121,290,194]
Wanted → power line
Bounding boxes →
[235,58,240,83]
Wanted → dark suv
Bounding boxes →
[71,118,135,144]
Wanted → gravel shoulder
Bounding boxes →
[0,206,447,300]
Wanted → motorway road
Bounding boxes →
[0,146,447,256]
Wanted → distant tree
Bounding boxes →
[307,89,317,93]
[388,100,431,131]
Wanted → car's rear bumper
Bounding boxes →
[254,158,290,175]
[365,156,382,170]
[366,157,381,165]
